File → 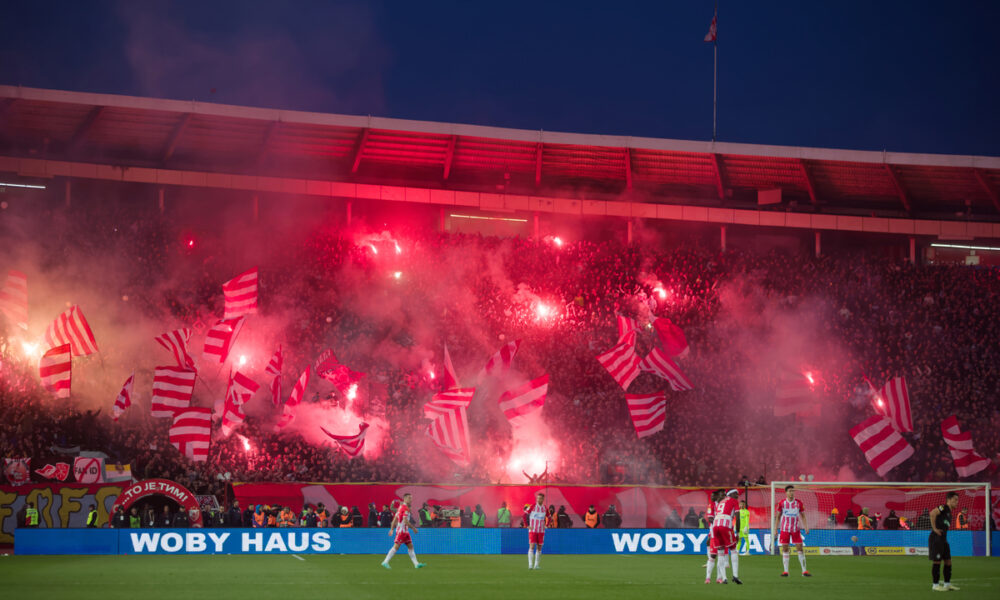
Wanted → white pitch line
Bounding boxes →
[292,554,305,561]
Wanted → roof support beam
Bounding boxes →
[255,121,280,167]
[710,153,726,200]
[161,113,192,164]
[973,169,1000,213]
[68,106,104,154]
[624,148,633,190]
[351,128,369,173]
[799,159,818,205]
[535,143,543,186]
[884,164,911,211]
[443,135,456,180]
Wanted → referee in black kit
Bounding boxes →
[928,491,961,591]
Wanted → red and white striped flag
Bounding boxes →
[35,462,70,481]
[774,371,815,417]
[941,416,991,477]
[221,371,260,436]
[597,331,641,391]
[442,344,460,390]
[704,13,717,42]
[625,393,667,439]
[265,346,282,407]
[112,372,134,421]
[498,375,548,427]
[653,317,689,358]
[44,305,98,356]
[169,407,212,462]
[203,316,245,364]
[850,415,915,477]
[321,422,370,459]
[0,270,28,330]
[639,347,693,391]
[276,368,310,429]
[876,377,913,433]
[616,314,638,341]
[155,328,195,369]
[223,267,258,320]
[424,388,474,465]
[481,339,521,377]
[151,366,196,418]
[39,343,71,399]
[314,349,365,394]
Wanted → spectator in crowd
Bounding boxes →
[496,501,512,528]
[602,504,622,529]
[584,505,601,528]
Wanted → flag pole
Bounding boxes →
[713,1,718,142]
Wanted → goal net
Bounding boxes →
[764,481,992,556]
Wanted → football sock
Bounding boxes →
[782,552,790,572]
[717,554,728,581]
[932,563,940,584]
[706,557,716,580]
[528,548,534,567]
[384,547,397,563]
[533,548,541,568]
[797,551,807,572]
[943,564,951,583]
[407,547,419,567]
[730,551,739,577]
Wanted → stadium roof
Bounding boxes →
[1,86,999,238]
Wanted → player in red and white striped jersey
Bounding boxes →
[774,485,811,577]
[703,489,721,582]
[710,489,743,584]
[381,493,425,569]
[528,492,546,569]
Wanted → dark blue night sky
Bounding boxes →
[2,1,997,155]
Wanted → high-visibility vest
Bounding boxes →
[87,509,98,527]
[858,514,873,530]
[338,514,352,527]
[279,510,295,527]
[317,511,328,527]
[955,513,968,530]
[25,507,38,526]
[130,515,141,528]
[738,508,750,535]
[254,512,266,527]
[267,514,276,527]
[497,507,511,525]
[585,511,599,528]
[471,512,485,527]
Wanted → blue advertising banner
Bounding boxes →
[13,528,989,556]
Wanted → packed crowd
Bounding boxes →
[2,200,999,496]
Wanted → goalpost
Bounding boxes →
[767,481,992,557]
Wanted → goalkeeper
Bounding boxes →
[736,500,750,555]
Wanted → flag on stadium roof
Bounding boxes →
[44,305,98,356]
[112,372,134,421]
[265,345,282,407]
[276,367,310,429]
[941,416,991,478]
[222,267,258,320]
[0,269,28,330]
[424,388,474,465]
[639,346,693,392]
[597,331,641,391]
[850,415,914,477]
[625,393,667,439]
[321,422,370,459]
[155,328,196,369]
[39,343,71,399]
[498,375,548,428]
[169,407,212,462]
[203,316,245,364]
[481,339,521,378]
[151,365,196,418]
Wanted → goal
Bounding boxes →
[766,481,992,556]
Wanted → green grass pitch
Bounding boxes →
[1,554,997,599]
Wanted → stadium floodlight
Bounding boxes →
[768,480,991,556]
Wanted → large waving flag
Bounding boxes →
[0,270,28,330]
[625,393,667,439]
[221,371,260,436]
[877,377,913,433]
[223,267,258,320]
[498,375,548,427]
[314,349,365,394]
[44,305,98,356]
[39,344,71,399]
[321,422,370,459]
[151,366,196,418]
[424,388,474,465]
[169,407,212,462]
[276,368,310,429]
[597,331,641,391]
[112,372,134,421]
[639,347,693,391]
[615,314,638,341]
[481,340,521,377]
[203,316,245,364]
[774,371,815,417]
[850,415,914,477]
[265,346,283,407]
[652,317,689,358]
[155,328,195,369]
[941,416,991,477]
[442,344,460,390]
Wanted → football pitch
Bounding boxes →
[1,554,998,599]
